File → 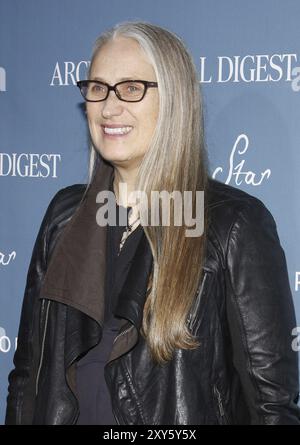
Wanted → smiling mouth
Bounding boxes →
[102,126,133,135]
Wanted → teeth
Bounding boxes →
[103,126,132,135]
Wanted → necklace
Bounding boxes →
[118,215,140,253]
[113,178,140,252]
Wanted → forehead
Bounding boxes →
[90,37,156,80]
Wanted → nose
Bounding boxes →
[101,89,124,118]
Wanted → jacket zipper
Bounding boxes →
[35,300,51,396]
[113,323,134,344]
[213,385,226,421]
[113,408,121,425]
[107,322,135,425]
[187,271,208,328]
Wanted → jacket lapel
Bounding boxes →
[40,159,113,325]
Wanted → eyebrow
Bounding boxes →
[90,76,142,82]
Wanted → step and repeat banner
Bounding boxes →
[1,0,300,424]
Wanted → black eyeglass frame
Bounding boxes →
[76,79,158,102]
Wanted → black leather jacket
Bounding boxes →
[5,174,300,425]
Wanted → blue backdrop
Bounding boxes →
[1,0,300,424]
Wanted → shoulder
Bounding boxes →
[42,183,87,230]
[49,183,87,212]
[206,178,278,262]
[207,177,265,208]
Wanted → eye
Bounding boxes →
[126,83,143,93]
[91,83,105,93]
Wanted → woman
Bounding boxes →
[5,21,300,425]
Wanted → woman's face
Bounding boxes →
[86,37,159,170]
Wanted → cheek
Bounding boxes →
[86,104,100,123]
[148,98,159,131]
[144,111,158,137]
[139,101,159,135]
[87,112,100,137]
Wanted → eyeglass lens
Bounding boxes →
[82,81,145,101]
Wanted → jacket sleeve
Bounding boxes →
[5,189,66,425]
[225,199,300,425]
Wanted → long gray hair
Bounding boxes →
[86,22,209,365]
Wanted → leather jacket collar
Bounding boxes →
[40,159,153,331]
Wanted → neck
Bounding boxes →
[113,166,139,208]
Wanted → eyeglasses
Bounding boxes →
[77,79,158,103]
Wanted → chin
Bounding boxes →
[110,158,134,167]
[95,146,127,159]
[99,152,132,166]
